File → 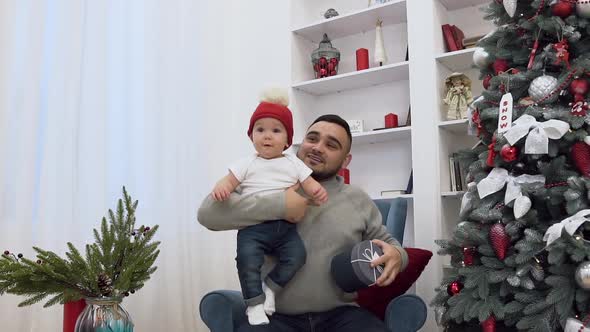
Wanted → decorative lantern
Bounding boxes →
[312,33,340,79]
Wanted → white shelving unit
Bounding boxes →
[291,0,407,42]
[292,61,409,95]
[289,1,494,330]
[436,48,476,71]
[438,119,469,134]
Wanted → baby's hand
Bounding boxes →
[211,179,232,201]
[311,184,328,205]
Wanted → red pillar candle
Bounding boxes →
[338,168,350,184]
[385,113,398,128]
[64,299,86,332]
[356,48,369,70]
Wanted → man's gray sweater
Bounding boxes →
[198,176,408,314]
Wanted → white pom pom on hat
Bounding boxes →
[259,87,289,107]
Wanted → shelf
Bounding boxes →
[293,126,411,148]
[435,48,476,72]
[352,126,411,145]
[438,0,489,11]
[373,194,414,201]
[292,61,409,96]
[438,119,469,134]
[292,0,407,43]
[441,191,465,198]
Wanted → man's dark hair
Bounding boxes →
[309,114,352,149]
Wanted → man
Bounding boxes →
[198,114,408,331]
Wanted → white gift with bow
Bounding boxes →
[543,209,590,246]
[503,114,569,154]
[477,168,545,218]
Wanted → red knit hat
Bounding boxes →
[247,89,293,149]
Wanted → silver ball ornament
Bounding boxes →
[528,75,559,104]
[577,0,590,18]
[473,47,490,69]
[575,261,590,289]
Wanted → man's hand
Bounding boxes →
[285,183,310,223]
[370,239,403,287]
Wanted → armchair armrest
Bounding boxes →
[199,290,245,332]
[384,294,427,332]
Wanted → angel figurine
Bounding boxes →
[443,72,473,120]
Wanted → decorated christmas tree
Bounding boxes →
[0,187,160,307]
[432,1,590,331]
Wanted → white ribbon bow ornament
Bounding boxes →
[503,114,569,154]
[477,168,545,218]
[543,209,590,246]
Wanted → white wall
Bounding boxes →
[193,0,291,330]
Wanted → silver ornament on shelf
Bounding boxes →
[504,0,517,17]
[473,47,490,68]
[324,8,339,19]
[528,75,559,104]
[576,261,590,289]
[577,0,590,19]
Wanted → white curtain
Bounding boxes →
[0,0,288,330]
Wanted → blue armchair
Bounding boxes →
[199,198,427,331]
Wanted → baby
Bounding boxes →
[211,88,327,325]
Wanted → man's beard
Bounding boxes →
[311,167,340,182]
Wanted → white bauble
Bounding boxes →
[577,0,590,18]
[473,47,490,68]
[528,75,559,104]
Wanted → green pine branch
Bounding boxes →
[0,187,160,307]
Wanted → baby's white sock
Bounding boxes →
[246,303,269,325]
[262,282,276,316]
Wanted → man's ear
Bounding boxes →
[342,154,352,168]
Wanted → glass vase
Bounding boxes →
[74,297,134,332]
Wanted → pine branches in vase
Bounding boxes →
[0,187,160,310]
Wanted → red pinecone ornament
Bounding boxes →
[489,223,509,260]
[572,141,590,177]
[481,315,496,332]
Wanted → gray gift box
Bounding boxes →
[331,240,384,292]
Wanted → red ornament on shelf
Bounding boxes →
[481,315,496,332]
[572,141,590,178]
[447,280,463,296]
[493,59,510,75]
[483,75,492,89]
[551,0,574,18]
[463,247,476,266]
[489,223,509,260]
[500,144,518,162]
